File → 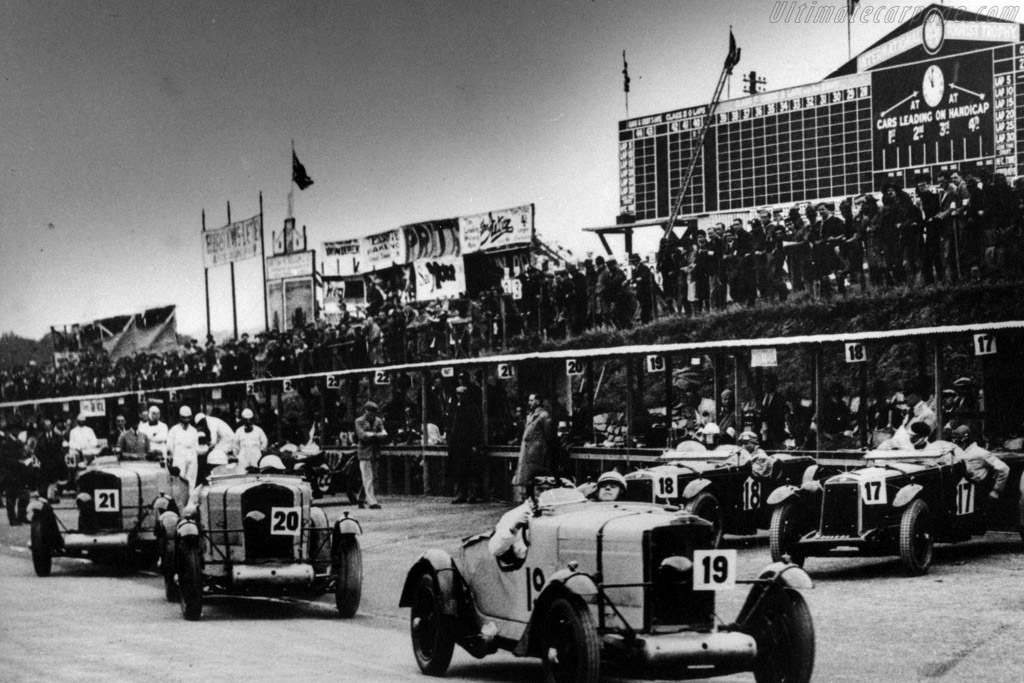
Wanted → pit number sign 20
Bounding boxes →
[693,550,737,591]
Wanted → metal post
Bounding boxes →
[259,192,269,332]
[733,355,742,433]
[202,210,211,340]
[228,201,238,340]
[421,370,429,495]
[933,342,944,442]
[664,354,674,447]
[813,349,824,453]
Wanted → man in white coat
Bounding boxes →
[166,406,200,510]
[195,412,235,461]
[234,408,268,471]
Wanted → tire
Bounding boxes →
[30,516,52,577]
[177,541,204,621]
[899,499,933,576]
[688,491,724,548]
[409,572,456,676]
[333,536,363,618]
[541,596,600,683]
[749,587,815,683]
[161,537,178,602]
[345,473,362,505]
[768,502,806,567]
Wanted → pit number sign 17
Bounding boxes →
[692,549,737,591]
[973,333,997,356]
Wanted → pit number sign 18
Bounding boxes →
[845,342,867,363]
[692,549,737,591]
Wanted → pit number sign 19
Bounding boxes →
[692,549,737,591]
[646,355,665,373]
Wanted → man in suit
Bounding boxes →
[760,377,790,450]
[512,393,555,503]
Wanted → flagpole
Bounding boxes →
[227,201,238,341]
[288,139,295,219]
[622,50,630,119]
[847,4,852,60]
[260,191,269,332]
[202,209,211,340]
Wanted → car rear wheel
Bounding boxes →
[30,516,52,577]
[769,502,806,567]
[334,536,362,618]
[542,596,600,683]
[410,572,456,676]
[177,541,203,621]
[688,492,724,548]
[899,499,933,576]
[748,587,815,683]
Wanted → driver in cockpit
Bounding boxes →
[488,470,560,560]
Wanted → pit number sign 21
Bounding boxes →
[693,550,737,591]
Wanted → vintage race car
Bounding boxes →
[622,444,817,546]
[399,488,815,683]
[159,464,363,620]
[28,456,173,576]
[767,444,1024,575]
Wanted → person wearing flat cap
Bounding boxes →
[354,401,387,509]
[951,425,1009,502]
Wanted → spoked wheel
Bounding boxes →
[688,492,724,548]
[177,541,203,621]
[410,573,456,676]
[746,587,815,683]
[161,537,178,602]
[541,597,600,683]
[899,499,933,576]
[334,536,363,618]
[30,516,53,577]
[769,502,806,567]
[312,470,332,499]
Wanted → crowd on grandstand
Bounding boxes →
[2,172,1024,403]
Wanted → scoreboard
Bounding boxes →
[619,40,1024,221]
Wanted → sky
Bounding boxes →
[0,0,1016,340]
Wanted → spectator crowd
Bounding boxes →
[3,171,1024,402]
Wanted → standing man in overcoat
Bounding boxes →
[512,393,555,502]
[448,383,485,504]
[354,401,387,510]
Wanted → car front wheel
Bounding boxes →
[688,492,724,548]
[161,537,178,602]
[768,502,806,566]
[30,516,53,577]
[177,540,203,621]
[410,572,456,676]
[333,536,362,618]
[899,499,933,576]
[542,597,600,683]
[748,587,815,683]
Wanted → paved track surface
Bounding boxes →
[3,493,1024,683]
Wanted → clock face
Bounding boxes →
[922,64,945,108]
[923,10,944,54]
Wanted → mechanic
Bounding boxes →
[234,408,268,471]
[194,412,235,461]
[166,406,200,510]
[67,413,98,461]
[488,469,560,559]
[186,450,232,507]
[354,401,387,510]
[878,420,933,450]
[138,406,169,463]
[115,416,150,460]
[951,425,1009,501]
[737,430,778,478]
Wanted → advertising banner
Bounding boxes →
[202,214,262,268]
[413,254,466,301]
[266,251,315,280]
[459,204,534,254]
[323,239,361,276]
[403,219,460,261]
[362,229,405,271]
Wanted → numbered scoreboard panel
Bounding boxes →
[619,41,1024,221]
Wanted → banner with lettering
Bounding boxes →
[413,255,466,301]
[458,204,534,254]
[403,219,460,261]
[202,214,262,267]
[362,229,406,271]
[323,239,361,276]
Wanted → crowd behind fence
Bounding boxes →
[4,172,1024,403]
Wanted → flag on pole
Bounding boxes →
[724,29,741,72]
[292,150,314,190]
[622,50,630,93]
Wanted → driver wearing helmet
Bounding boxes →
[737,430,777,478]
[951,425,1009,501]
[878,420,932,451]
[488,469,560,559]
[578,469,627,501]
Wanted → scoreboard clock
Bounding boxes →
[872,50,994,173]
[922,8,945,55]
